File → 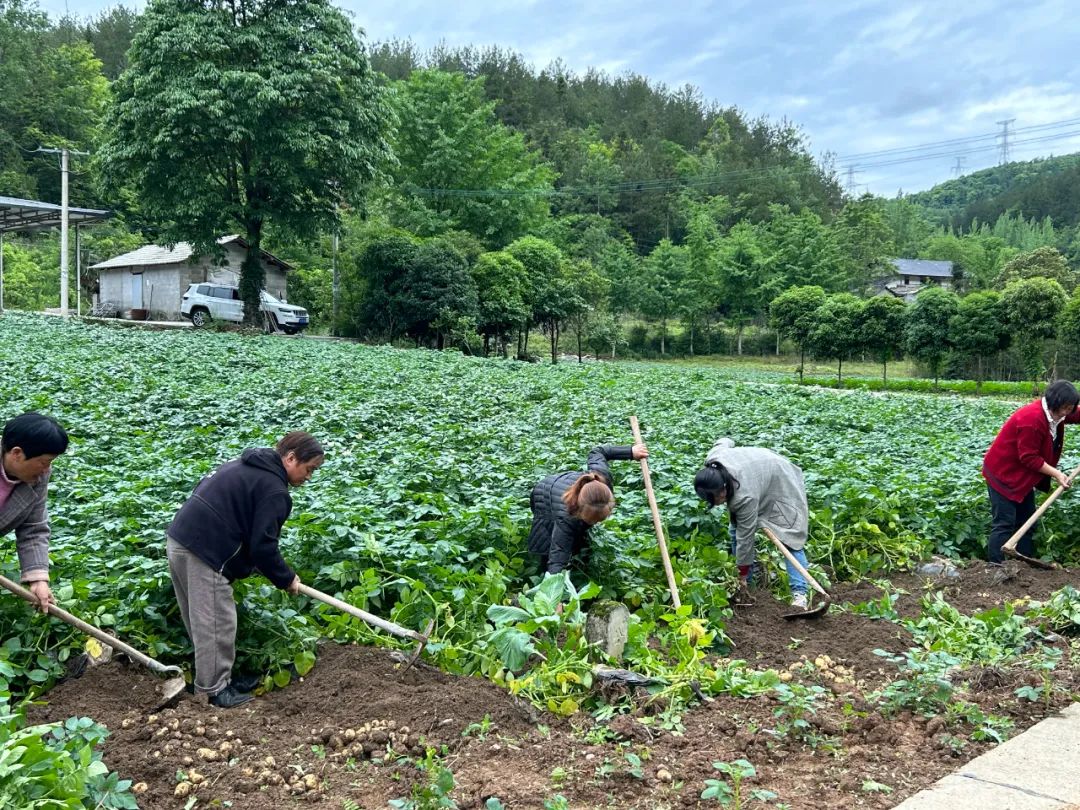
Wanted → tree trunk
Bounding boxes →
[776,331,780,356]
[882,355,887,387]
[660,318,666,355]
[240,221,265,326]
[837,358,843,387]
[483,333,490,357]
[689,321,694,356]
[577,328,583,363]
[550,322,557,364]
[737,323,744,355]
[799,346,805,383]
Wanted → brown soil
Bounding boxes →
[28,564,1080,810]
[832,559,1078,619]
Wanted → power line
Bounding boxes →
[836,115,1080,162]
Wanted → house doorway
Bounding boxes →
[130,272,143,308]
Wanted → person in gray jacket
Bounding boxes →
[0,413,69,613]
[693,438,810,609]
[527,443,648,575]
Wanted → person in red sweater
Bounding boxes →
[982,379,1080,563]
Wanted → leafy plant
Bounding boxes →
[701,759,756,807]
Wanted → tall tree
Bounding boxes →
[1001,277,1068,391]
[84,5,139,79]
[834,194,894,295]
[950,291,1009,392]
[903,286,958,389]
[388,69,555,246]
[353,233,419,339]
[770,285,827,381]
[563,258,609,363]
[682,208,722,355]
[471,250,528,356]
[398,240,478,349]
[995,246,1074,290]
[715,222,769,354]
[858,295,907,385]
[808,293,864,385]
[637,239,687,355]
[506,235,564,359]
[0,0,108,201]
[101,0,394,324]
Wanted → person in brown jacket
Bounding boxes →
[0,412,69,612]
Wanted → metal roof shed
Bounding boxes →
[0,195,112,314]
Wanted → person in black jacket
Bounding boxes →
[166,431,324,708]
[527,443,648,576]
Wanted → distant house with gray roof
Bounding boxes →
[879,258,955,301]
[91,235,291,320]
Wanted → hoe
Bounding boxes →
[0,573,187,711]
[762,527,831,620]
[1001,462,1080,570]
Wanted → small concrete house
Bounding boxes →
[881,258,955,301]
[91,235,292,320]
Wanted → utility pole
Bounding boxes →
[952,156,966,177]
[996,118,1016,165]
[34,146,89,316]
[331,229,339,338]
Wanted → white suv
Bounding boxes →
[180,283,310,334]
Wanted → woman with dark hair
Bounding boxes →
[166,431,325,708]
[527,443,648,576]
[694,438,810,608]
[0,412,69,613]
[982,379,1080,563]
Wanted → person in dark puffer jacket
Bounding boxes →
[527,443,648,576]
[166,431,324,708]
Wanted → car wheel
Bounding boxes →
[191,308,210,327]
[282,327,297,335]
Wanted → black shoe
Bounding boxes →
[230,672,263,693]
[209,685,254,709]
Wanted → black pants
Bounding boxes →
[987,484,1036,563]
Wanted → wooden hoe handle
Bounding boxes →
[0,573,181,676]
[1002,462,1080,553]
[761,527,830,600]
[629,416,681,609]
[298,583,428,643]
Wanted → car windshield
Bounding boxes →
[259,291,283,304]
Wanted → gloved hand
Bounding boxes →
[734,568,754,606]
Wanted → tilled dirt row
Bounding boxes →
[29,562,1080,809]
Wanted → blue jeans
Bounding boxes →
[735,538,809,595]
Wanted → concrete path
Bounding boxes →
[893,703,1080,809]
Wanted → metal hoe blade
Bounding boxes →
[1003,547,1061,571]
[781,598,830,621]
[397,620,435,680]
[154,667,188,712]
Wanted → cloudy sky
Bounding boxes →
[48,0,1080,195]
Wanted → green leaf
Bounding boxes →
[485,605,532,626]
[487,627,536,672]
[293,650,316,677]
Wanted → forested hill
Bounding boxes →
[908,153,1080,229]
[366,41,843,251]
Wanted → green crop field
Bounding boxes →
[2,313,1079,808]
